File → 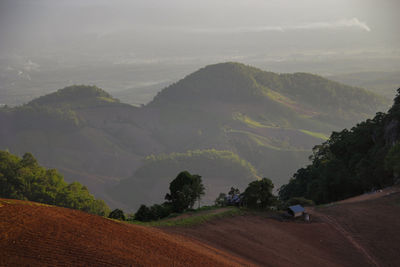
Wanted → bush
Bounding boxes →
[135,205,152,221]
[135,203,172,222]
[108,209,125,220]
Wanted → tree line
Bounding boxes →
[0,150,110,216]
[279,88,400,204]
[109,171,279,222]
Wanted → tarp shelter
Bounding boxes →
[288,205,305,217]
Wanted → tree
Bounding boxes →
[134,203,172,222]
[165,171,205,212]
[243,178,275,209]
[108,209,125,220]
[134,205,152,222]
[228,187,240,197]
[214,193,227,207]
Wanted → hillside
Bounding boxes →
[0,150,109,216]
[136,62,389,194]
[2,189,399,266]
[149,62,388,130]
[0,198,248,266]
[0,63,390,209]
[279,88,400,204]
[164,187,400,267]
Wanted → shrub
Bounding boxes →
[108,209,125,220]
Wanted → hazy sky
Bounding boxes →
[0,0,399,67]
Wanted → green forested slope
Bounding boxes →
[279,88,400,204]
[0,150,109,215]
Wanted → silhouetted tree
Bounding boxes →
[108,209,125,220]
[243,178,275,209]
[165,171,205,212]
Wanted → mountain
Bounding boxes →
[0,85,158,208]
[0,63,390,209]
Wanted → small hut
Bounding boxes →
[288,205,305,218]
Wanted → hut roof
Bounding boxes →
[288,205,305,213]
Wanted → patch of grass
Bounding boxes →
[0,199,53,207]
[233,112,270,128]
[98,96,118,103]
[194,205,220,212]
[266,89,295,105]
[300,129,329,140]
[129,207,244,227]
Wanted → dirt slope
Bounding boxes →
[164,214,372,267]
[0,199,250,267]
[164,189,400,267]
[315,190,400,267]
[2,189,399,267]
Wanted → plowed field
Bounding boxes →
[0,199,250,267]
[2,188,399,266]
[164,189,400,267]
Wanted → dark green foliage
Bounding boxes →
[134,205,152,222]
[279,88,400,204]
[134,203,172,222]
[108,209,125,220]
[0,150,110,216]
[242,178,276,209]
[165,171,205,213]
[385,142,400,178]
[150,203,172,219]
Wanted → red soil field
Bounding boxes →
[0,199,250,267]
[316,190,400,267]
[164,189,400,267]
[2,188,399,266]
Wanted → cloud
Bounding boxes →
[193,18,371,34]
[293,18,371,32]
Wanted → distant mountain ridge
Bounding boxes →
[0,62,390,209]
[150,63,386,127]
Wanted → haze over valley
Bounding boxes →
[1,1,400,266]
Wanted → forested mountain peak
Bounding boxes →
[28,85,120,108]
[148,62,266,106]
[148,62,388,115]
